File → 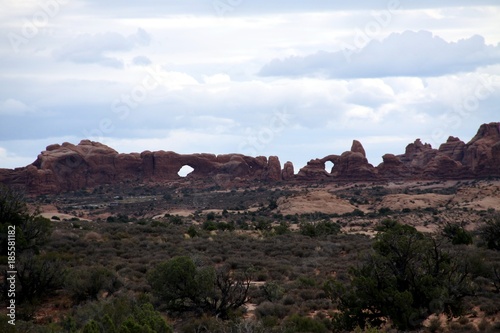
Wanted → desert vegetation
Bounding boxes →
[1,180,500,332]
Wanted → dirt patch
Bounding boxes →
[414,224,440,233]
[83,231,104,242]
[40,212,85,221]
[153,209,195,218]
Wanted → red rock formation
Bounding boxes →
[423,155,465,178]
[114,153,143,180]
[399,139,437,170]
[28,140,118,192]
[320,155,340,173]
[282,161,295,180]
[377,154,410,178]
[296,141,376,180]
[330,141,377,179]
[267,156,282,181]
[0,140,286,194]
[1,123,500,194]
[351,140,366,157]
[297,158,330,179]
[378,122,500,179]
[463,122,500,175]
[438,137,465,161]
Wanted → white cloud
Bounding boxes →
[132,55,152,66]
[345,106,377,120]
[0,146,35,169]
[53,28,151,68]
[77,0,500,17]
[103,130,241,155]
[203,73,231,84]
[0,99,33,115]
[158,70,199,90]
[259,30,500,78]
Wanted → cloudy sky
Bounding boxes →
[1,0,500,173]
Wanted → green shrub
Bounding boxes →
[442,223,473,245]
[151,220,167,228]
[16,251,65,305]
[479,214,500,250]
[255,301,288,319]
[268,199,278,210]
[203,220,217,231]
[262,281,285,302]
[187,226,198,238]
[147,256,250,319]
[169,215,183,225]
[284,314,328,333]
[351,209,365,217]
[274,222,290,235]
[72,296,172,333]
[299,220,340,237]
[0,185,52,255]
[327,221,473,331]
[66,266,121,302]
[378,207,391,215]
[82,320,100,333]
[256,219,272,231]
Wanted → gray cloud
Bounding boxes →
[79,0,500,16]
[132,55,152,66]
[53,28,151,68]
[259,31,500,78]
[1,2,499,171]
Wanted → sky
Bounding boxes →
[1,0,500,174]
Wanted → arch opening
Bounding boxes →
[324,161,334,174]
[178,165,194,177]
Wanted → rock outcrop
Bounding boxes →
[377,122,500,179]
[350,140,366,157]
[267,156,282,181]
[281,161,295,180]
[1,123,500,194]
[331,141,376,179]
[438,137,465,161]
[463,122,500,176]
[0,140,286,194]
[377,154,404,176]
[297,158,331,179]
[297,140,376,180]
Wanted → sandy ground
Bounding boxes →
[152,209,195,218]
[452,184,500,210]
[152,207,261,219]
[40,212,86,220]
[377,193,453,210]
[274,182,499,216]
[38,205,91,221]
[276,190,357,215]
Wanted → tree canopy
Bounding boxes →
[325,222,473,330]
[147,256,250,319]
[0,184,51,254]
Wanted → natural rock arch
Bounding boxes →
[324,161,334,174]
[177,165,194,177]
